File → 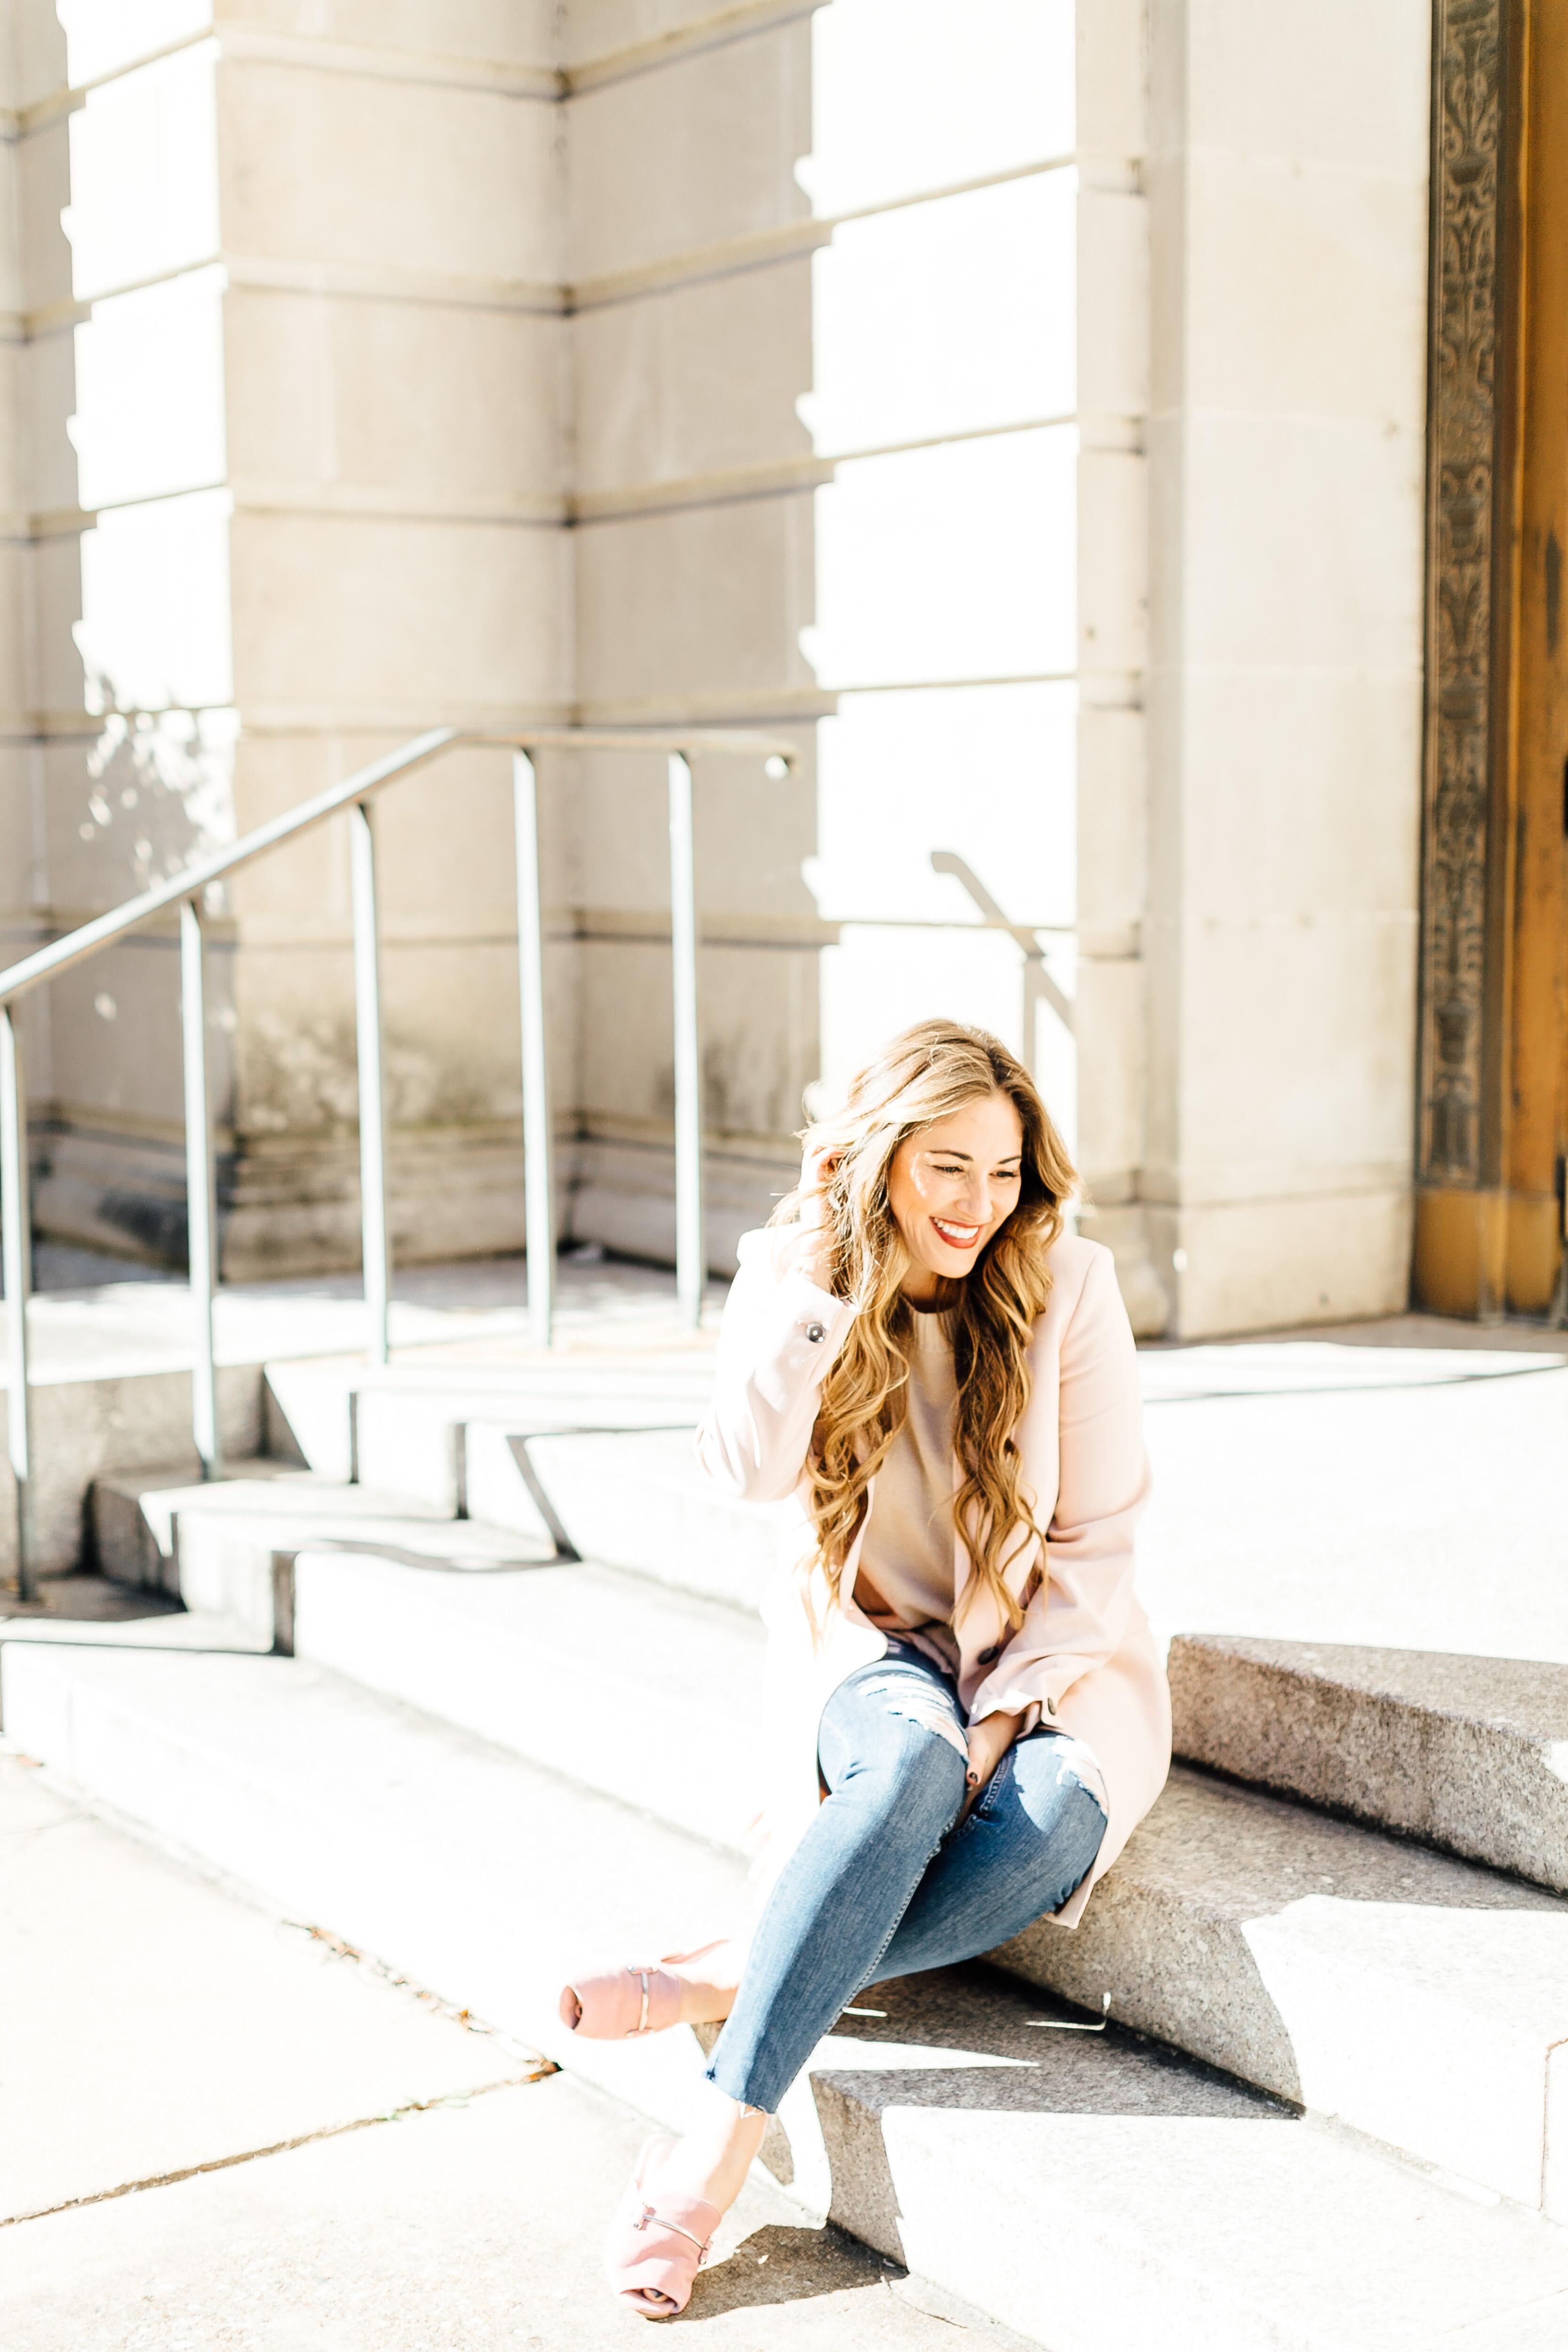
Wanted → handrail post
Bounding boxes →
[513,752,555,1350]
[349,801,391,1369]
[668,753,704,1331]
[180,898,222,1480]
[0,1007,35,1599]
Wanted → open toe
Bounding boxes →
[605,2138,720,2318]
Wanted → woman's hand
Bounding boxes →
[795,1137,840,1289]
[962,1708,1026,1820]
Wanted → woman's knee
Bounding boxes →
[823,1665,965,1786]
[836,1706,967,1831]
[1005,1738,1108,1856]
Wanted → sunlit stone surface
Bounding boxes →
[0,1,1431,1338]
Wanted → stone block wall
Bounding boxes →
[0,0,1435,1335]
[564,3,822,1263]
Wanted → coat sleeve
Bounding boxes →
[966,1245,1151,1729]
[693,1229,857,1502]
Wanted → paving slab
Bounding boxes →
[6,1251,716,1386]
[0,2066,993,2352]
[1170,1633,1568,1891]
[0,1754,529,2227]
[1138,1337,1566,1398]
[0,1740,972,2352]
[0,1641,755,2151]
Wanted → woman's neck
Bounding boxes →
[900,1271,963,1314]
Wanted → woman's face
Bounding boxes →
[886,1090,1025,1300]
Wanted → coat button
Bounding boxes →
[977,1644,1001,1665]
[805,1320,827,1343]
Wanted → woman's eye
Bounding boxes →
[932,1164,964,1175]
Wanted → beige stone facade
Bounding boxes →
[1,2,1434,1335]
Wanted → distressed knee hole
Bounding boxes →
[856,1677,970,1766]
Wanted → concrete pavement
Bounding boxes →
[0,1756,1014,2350]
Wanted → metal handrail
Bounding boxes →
[0,723,796,1598]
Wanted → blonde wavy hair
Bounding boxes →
[772,1019,1078,1635]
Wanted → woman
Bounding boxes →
[562,1020,1170,2316]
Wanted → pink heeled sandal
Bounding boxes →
[558,1940,725,2040]
[605,2137,720,2317]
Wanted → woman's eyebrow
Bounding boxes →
[920,1148,1023,1165]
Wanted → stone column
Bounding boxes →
[213,7,569,1276]
[1075,0,1164,1333]
[27,4,573,1277]
[0,6,77,1154]
[1141,0,1432,1334]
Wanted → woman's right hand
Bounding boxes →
[795,1137,840,1288]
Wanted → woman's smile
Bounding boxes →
[931,1215,983,1249]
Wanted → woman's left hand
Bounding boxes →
[962,1708,1026,1820]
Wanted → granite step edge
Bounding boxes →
[1170,1631,1568,1894]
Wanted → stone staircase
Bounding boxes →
[4,1348,1568,2348]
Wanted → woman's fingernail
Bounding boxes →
[966,1771,979,1785]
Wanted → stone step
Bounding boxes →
[6,1637,1568,2352]
[263,1357,781,1613]
[290,1546,766,1850]
[1,1362,267,1581]
[995,1760,1568,2219]
[2,1253,617,1582]
[475,1427,787,1613]
[271,1538,1568,2217]
[1170,1633,1568,1896]
[262,1354,719,1486]
[90,1464,550,1648]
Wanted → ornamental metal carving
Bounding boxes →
[1418,0,1505,1184]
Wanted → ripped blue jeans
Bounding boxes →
[704,1638,1108,2114]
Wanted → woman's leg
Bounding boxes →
[867,1726,1107,1985]
[702,1644,970,2115]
